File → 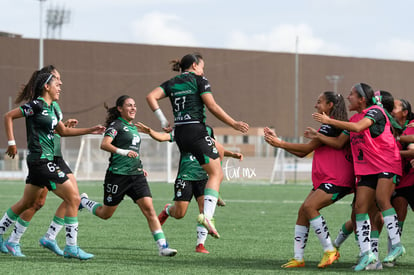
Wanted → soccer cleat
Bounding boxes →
[159,244,177,257]
[158,204,171,226]
[63,245,94,260]
[354,251,376,271]
[318,248,340,268]
[39,236,64,256]
[217,196,226,207]
[79,193,89,210]
[1,236,8,253]
[383,243,405,263]
[197,214,220,239]
[195,243,209,254]
[281,258,305,268]
[366,261,383,270]
[5,240,26,257]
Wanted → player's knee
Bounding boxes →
[32,200,45,211]
[99,212,113,220]
[301,201,313,214]
[66,193,81,208]
[173,210,186,219]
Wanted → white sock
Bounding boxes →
[8,218,29,244]
[44,216,64,241]
[294,225,309,260]
[65,217,78,246]
[383,210,400,245]
[82,198,101,214]
[196,224,208,245]
[203,195,218,219]
[371,236,379,260]
[153,230,167,250]
[0,209,18,235]
[310,215,334,251]
[333,223,352,248]
[355,213,371,254]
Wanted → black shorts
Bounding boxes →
[54,156,73,174]
[174,123,219,165]
[316,183,352,202]
[103,171,152,206]
[357,173,400,189]
[173,178,207,202]
[26,160,68,191]
[392,186,414,210]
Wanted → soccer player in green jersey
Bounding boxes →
[79,95,177,257]
[1,70,104,259]
[146,53,249,239]
[136,122,242,253]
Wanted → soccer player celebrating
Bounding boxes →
[79,95,177,257]
[312,84,404,271]
[264,91,354,268]
[146,53,248,239]
[136,122,243,253]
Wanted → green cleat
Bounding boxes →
[64,245,94,260]
[383,243,405,264]
[354,251,376,271]
[39,236,64,256]
[5,240,26,257]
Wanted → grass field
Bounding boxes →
[0,180,413,274]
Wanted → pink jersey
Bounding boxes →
[312,143,355,189]
[349,106,402,176]
[312,124,355,189]
[397,119,414,189]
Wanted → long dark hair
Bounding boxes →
[323,91,348,121]
[15,65,56,104]
[354,82,375,106]
[170,53,203,72]
[104,95,131,127]
[400,99,414,122]
[32,72,55,99]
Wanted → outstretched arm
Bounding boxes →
[135,122,170,142]
[312,112,373,133]
[224,149,243,160]
[304,127,349,149]
[202,93,249,133]
[55,121,105,136]
[264,127,320,158]
[398,134,414,143]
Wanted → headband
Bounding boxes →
[42,74,54,88]
[354,83,366,99]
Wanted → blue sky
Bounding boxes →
[1,0,413,61]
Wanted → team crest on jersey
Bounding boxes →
[107,128,117,137]
[23,106,34,116]
[107,195,112,203]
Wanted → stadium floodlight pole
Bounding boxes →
[38,0,47,69]
[326,75,343,94]
[294,36,299,184]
